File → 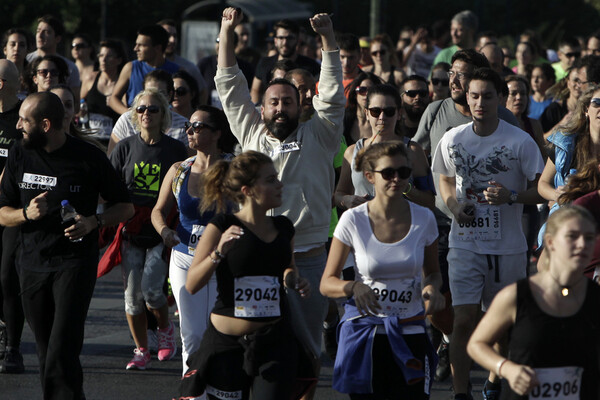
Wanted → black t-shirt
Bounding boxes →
[109,134,188,208]
[540,101,567,133]
[210,213,294,321]
[254,54,321,83]
[0,100,23,171]
[0,135,130,271]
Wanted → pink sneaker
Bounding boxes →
[126,347,151,370]
[157,321,177,361]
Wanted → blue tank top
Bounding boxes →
[127,59,179,106]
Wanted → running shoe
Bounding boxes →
[126,347,151,370]
[157,320,177,361]
[0,347,24,374]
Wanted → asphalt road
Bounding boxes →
[0,267,488,399]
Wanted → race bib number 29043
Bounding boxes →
[369,278,423,319]
[530,366,583,399]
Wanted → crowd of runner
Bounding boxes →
[0,6,599,400]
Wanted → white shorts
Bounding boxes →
[448,248,526,310]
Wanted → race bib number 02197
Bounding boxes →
[369,278,422,319]
[455,205,501,241]
[530,366,583,399]
[234,275,280,318]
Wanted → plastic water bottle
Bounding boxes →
[79,99,89,128]
[60,200,82,242]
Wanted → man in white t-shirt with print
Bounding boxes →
[432,67,544,400]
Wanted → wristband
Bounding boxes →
[23,205,31,222]
[496,358,508,379]
[209,251,221,265]
[214,249,225,259]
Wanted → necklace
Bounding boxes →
[548,271,583,297]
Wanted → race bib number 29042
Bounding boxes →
[530,366,583,399]
[234,275,280,318]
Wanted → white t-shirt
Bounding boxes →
[335,201,438,325]
[111,109,189,146]
[431,120,544,254]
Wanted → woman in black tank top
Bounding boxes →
[467,206,600,399]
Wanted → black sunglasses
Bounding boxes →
[185,121,216,133]
[367,107,397,118]
[371,50,387,57]
[565,51,581,58]
[355,86,369,96]
[403,89,429,98]
[37,69,59,77]
[371,166,412,180]
[175,87,189,96]
[590,98,600,108]
[71,43,88,50]
[431,78,449,86]
[135,105,160,114]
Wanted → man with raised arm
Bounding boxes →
[215,8,344,396]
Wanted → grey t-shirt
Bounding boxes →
[413,98,520,225]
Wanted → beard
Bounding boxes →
[452,89,468,106]
[22,126,48,150]
[402,102,426,122]
[265,112,299,141]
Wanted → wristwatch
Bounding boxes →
[508,190,518,205]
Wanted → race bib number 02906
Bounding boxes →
[530,366,583,399]
[455,205,501,241]
[369,279,423,319]
[234,275,280,318]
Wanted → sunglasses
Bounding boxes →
[185,121,216,133]
[590,98,600,108]
[71,43,88,50]
[372,166,412,180]
[565,51,581,58]
[367,107,397,118]
[371,50,387,57]
[431,78,449,86]
[135,105,160,114]
[175,87,189,96]
[403,89,428,98]
[355,86,369,96]
[37,69,59,78]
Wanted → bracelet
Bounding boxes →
[95,214,104,229]
[496,358,508,379]
[209,251,221,265]
[23,205,31,222]
[214,249,225,259]
[403,182,413,195]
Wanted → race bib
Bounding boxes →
[205,385,242,400]
[530,366,583,399]
[368,278,422,318]
[0,148,8,158]
[270,141,301,158]
[88,113,114,138]
[22,173,57,187]
[234,275,280,317]
[455,204,501,241]
[187,224,205,255]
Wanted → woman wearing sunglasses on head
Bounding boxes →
[109,88,188,370]
[335,84,435,211]
[171,70,200,120]
[322,142,445,399]
[151,106,237,376]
